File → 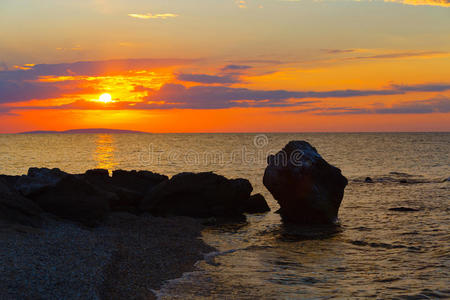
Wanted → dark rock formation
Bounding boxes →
[364,177,374,183]
[0,178,43,228]
[263,141,348,224]
[388,207,419,212]
[15,168,67,196]
[140,172,253,219]
[243,193,270,214]
[111,170,168,196]
[79,169,145,212]
[30,175,114,226]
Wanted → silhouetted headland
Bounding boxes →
[19,128,147,134]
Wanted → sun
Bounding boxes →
[99,93,112,103]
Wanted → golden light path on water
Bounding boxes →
[94,134,117,173]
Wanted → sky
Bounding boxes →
[0,0,449,133]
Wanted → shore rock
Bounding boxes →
[15,167,67,196]
[30,175,114,226]
[111,170,168,195]
[0,178,43,228]
[80,169,144,211]
[243,194,270,214]
[140,172,253,219]
[263,141,348,224]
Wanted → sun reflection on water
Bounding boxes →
[94,134,117,173]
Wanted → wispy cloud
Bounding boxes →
[383,0,450,7]
[282,96,450,115]
[128,13,179,19]
[177,73,241,84]
[235,1,248,8]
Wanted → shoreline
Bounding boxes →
[0,213,215,300]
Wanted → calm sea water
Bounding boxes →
[0,133,449,299]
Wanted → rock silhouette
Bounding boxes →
[1,168,269,227]
[140,172,256,219]
[263,141,348,224]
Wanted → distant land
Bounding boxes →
[19,128,147,134]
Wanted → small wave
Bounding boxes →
[393,289,450,299]
[351,172,444,184]
[389,207,420,212]
[350,240,421,251]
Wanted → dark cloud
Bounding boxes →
[393,83,450,92]
[221,64,252,71]
[0,80,64,102]
[282,97,450,115]
[0,58,195,81]
[177,73,240,84]
[140,84,402,109]
[323,49,356,54]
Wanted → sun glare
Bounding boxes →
[99,93,112,103]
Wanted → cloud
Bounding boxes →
[235,0,247,8]
[0,58,193,81]
[221,64,252,71]
[348,51,448,61]
[176,73,241,84]
[0,62,8,71]
[283,96,450,115]
[383,0,450,7]
[323,49,357,54]
[128,13,179,19]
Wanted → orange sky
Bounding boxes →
[0,0,449,132]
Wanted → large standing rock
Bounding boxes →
[263,141,348,224]
[0,178,43,228]
[140,172,253,219]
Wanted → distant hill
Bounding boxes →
[19,128,147,134]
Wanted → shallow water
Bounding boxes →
[1,133,449,299]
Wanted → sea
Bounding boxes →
[0,133,449,299]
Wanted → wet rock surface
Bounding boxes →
[263,141,348,224]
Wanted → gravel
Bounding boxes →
[0,213,215,300]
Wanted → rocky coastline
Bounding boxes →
[0,140,349,299]
[0,167,270,299]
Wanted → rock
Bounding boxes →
[15,167,68,196]
[243,194,270,214]
[80,169,143,212]
[388,207,419,212]
[263,141,348,224]
[364,177,374,183]
[0,178,43,228]
[444,177,449,182]
[111,170,168,195]
[30,175,114,226]
[140,172,253,219]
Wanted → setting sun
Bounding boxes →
[99,93,112,103]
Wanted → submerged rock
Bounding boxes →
[364,177,374,183]
[388,207,419,212]
[0,178,43,228]
[140,172,253,219]
[263,141,348,224]
[243,193,270,214]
